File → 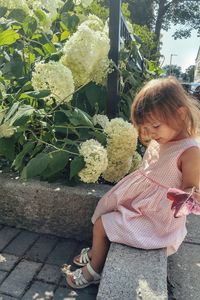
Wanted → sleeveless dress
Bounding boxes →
[91,138,199,256]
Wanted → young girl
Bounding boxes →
[63,76,200,289]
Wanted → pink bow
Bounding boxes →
[167,188,200,218]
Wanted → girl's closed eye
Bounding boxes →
[152,124,160,128]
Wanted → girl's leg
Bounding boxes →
[74,217,110,271]
[90,216,110,273]
[68,217,110,284]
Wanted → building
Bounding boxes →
[194,46,200,82]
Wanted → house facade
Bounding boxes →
[194,46,200,82]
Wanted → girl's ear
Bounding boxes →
[177,106,188,121]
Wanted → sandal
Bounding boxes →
[61,263,101,289]
[73,247,91,267]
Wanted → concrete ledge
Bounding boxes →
[0,173,110,240]
[97,243,167,300]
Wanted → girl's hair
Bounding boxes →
[131,76,200,140]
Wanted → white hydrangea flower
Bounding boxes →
[80,14,104,31]
[73,0,93,7]
[102,118,138,183]
[0,122,15,138]
[60,18,110,87]
[1,0,62,33]
[78,139,108,183]
[92,114,109,129]
[32,61,75,103]
[129,151,142,174]
[0,0,30,12]
[103,157,133,183]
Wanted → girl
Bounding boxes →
[63,77,200,289]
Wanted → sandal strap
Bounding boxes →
[73,268,89,286]
[80,247,90,264]
[86,263,101,281]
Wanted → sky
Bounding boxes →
[160,27,199,72]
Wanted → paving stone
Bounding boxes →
[4,230,39,256]
[37,264,61,284]
[168,242,200,300]
[0,259,42,297]
[0,271,7,284]
[24,235,58,263]
[0,254,19,272]
[46,239,78,266]
[0,227,20,251]
[53,287,97,300]
[21,281,55,300]
[0,295,17,299]
[185,215,200,244]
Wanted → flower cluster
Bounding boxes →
[0,0,30,13]
[60,15,110,88]
[0,0,62,33]
[80,14,104,31]
[73,0,94,8]
[0,122,15,138]
[78,139,108,183]
[92,114,109,129]
[32,61,75,103]
[102,118,138,183]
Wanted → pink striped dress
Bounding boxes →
[92,138,199,256]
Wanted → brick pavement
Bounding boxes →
[0,224,98,300]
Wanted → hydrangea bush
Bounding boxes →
[0,0,155,185]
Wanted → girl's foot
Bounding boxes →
[73,247,92,267]
[62,263,101,289]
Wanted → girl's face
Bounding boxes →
[141,119,188,144]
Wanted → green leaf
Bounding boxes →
[0,137,15,161]
[35,9,46,23]
[85,83,107,112]
[60,0,74,13]
[65,108,93,127]
[70,156,85,179]
[0,29,20,46]
[12,142,35,171]
[42,43,57,55]
[0,7,7,18]
[21,152,49,179]
[19,90,51,99]
[10,53,25,77]
[41,150,69,179]
[22,16,37,37]
[10,105,35,126]
[7,9,27,21]
[90,131,107,146]
[61,13,79,31]
[4,102,19,122]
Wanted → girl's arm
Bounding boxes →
[179,146,200,203]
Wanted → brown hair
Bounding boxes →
[131,77,200,141]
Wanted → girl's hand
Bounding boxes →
[184,187,200,203]
[193,189,200,203]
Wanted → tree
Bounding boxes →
[163,64,182,78]
[123,0,200,42]
[182,65,195,82]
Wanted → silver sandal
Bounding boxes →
[62,263,101,289]
[73,247,91,267]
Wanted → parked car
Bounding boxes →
[181,82,200,101]
[193,85,200,101]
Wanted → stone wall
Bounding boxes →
[0,173,111,241]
